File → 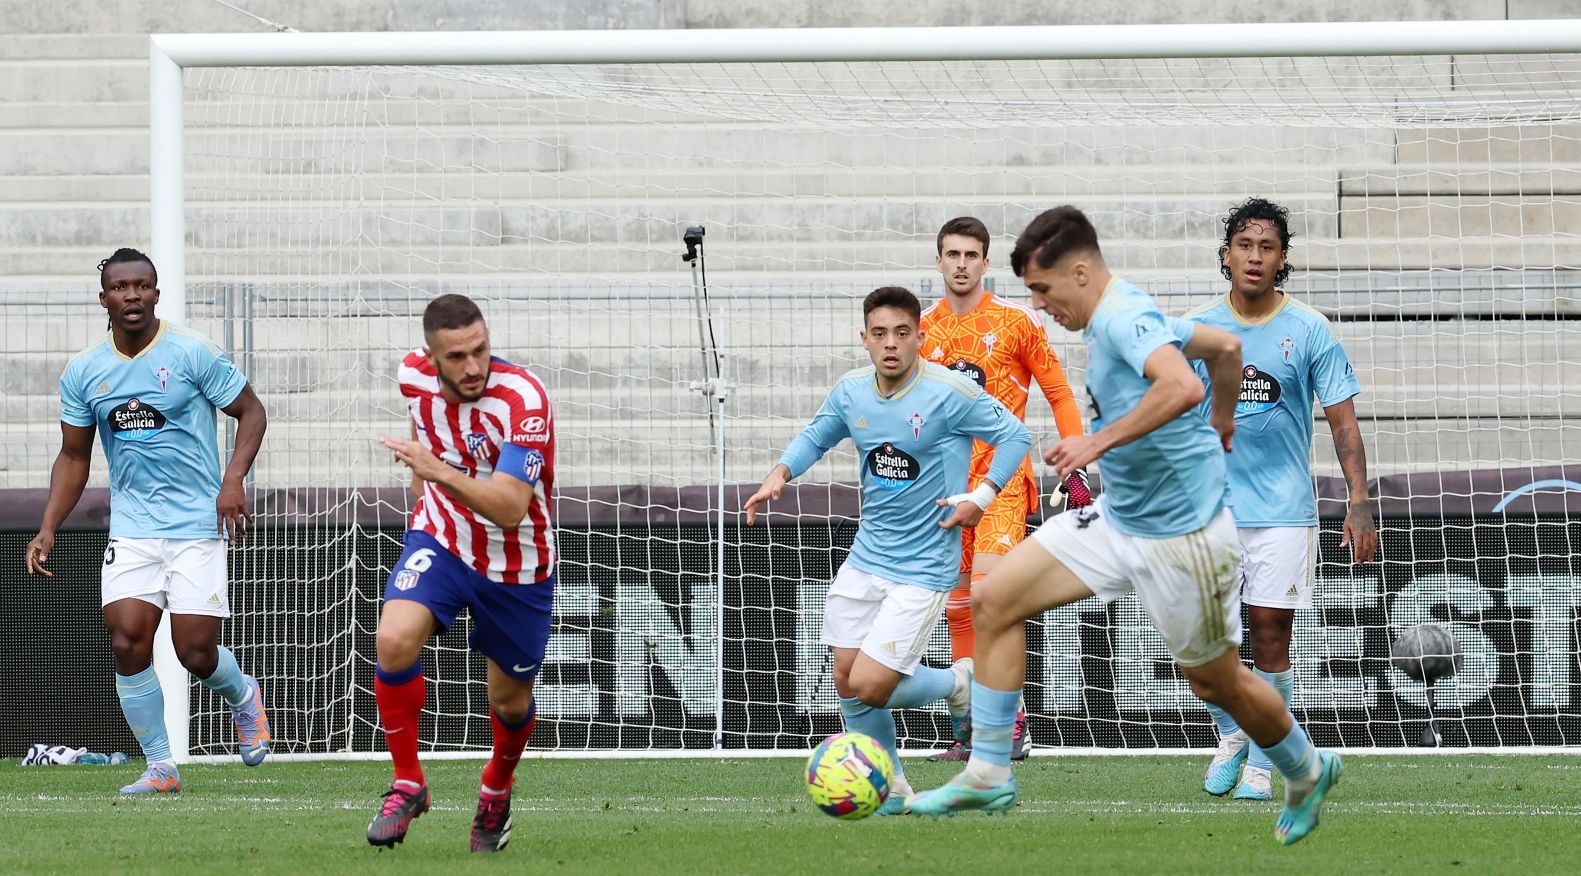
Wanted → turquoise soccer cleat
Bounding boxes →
[1233,766,1273,800]
[905,775,1018,818]
[875,794,909,816]
[1203,730,1249,796]
[1276,751,1344,845]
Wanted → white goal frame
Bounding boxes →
[149,20,1581,762]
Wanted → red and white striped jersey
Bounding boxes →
[398,349,557,584]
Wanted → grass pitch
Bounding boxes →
[3,755,1578,874]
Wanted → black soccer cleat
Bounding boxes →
[471,790,513,853]
[367,783,430,848]
[1010,708,1031,761]
[928,740,972,762]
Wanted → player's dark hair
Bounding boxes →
[863,286,921,327]
[1220,197,1293,285]
[937,216,990,256]
[1010,206,1101,277]
[97,248,157,287]
[423,293,485,336]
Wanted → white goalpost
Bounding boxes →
[148,21,1581,761]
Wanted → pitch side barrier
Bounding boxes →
[3,466,1578,757]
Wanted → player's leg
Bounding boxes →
[947,546,975,667]
[970,477,1036,759]
[102,538,181,794]
[1235,527,1313,800]
[1181,652,1340,844]
[934,478,1034,762]
[909,507,1116,817]
[465,572,554,854]
[1232,605,1293,799]
[1202,538,1253,796]
[1138,512,1339,844]
[824,565,890,770]
[466,661,534,854]
[166,538,270,766]
[944,459,991,676]
[830,646,913,814]
[367,532,464,847]
[828,568,962,814]
[930,563,975,762]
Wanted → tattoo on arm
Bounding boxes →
[1333,420,1376,533]
[1333,422,1369,497]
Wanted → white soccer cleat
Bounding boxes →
[1203,730,1250,796]
[1233,765,1274,800]
[877,773,915,816]
[119,762,181,795]
[945,658,974,743]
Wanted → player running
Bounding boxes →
[909,207,1343,846]
[26,247,272,794]
[366,294,557,854]
[744,286,1032,815]
[1187,198,1377,800]
[921,216,1090,761]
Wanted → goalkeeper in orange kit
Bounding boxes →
[920,217,1090,761]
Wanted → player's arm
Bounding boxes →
[381,435,537,529]
[939,391,1033,529]
[744,387,849,525]
[218,384,267,542]
[1048,316,1235,479]
[1323,397,1377,564]
[1023,324,1085,439]
[1020,320,1094,505]
[406,420,425,503]
[26,422,96,577]
[1179,321,1242,453]
[1312,333,1376,564]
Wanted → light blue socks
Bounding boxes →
[200,646,252,708]
[883,665,956,710]
[1247,667,1294,772]
[116,665,171,763]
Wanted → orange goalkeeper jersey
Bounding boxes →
[920,293,1085,513]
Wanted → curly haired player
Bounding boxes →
[1185,198,1376,801]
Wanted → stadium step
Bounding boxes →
[3,414,1577,491]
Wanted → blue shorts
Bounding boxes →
[383,530,554,680]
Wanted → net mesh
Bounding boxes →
[114,51,1581,752]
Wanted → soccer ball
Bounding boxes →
[1390,622,1462,683]
[805,732,894,820]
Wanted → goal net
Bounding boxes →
[149,26,1581,757]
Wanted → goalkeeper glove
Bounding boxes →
[1059,469,1093,509]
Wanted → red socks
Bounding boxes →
[374,664,426,787]
[480,703,537,794]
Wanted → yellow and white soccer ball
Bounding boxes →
[805,731,895,820]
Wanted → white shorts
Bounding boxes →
[1238,526,1316,610]
[1031,505,1243,668]
[821,563,949,675]
[101,537,230,617]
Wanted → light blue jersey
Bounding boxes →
[59,322,249,539]
[1083,278,1230,538]
[779,361,1032,591]
[1185,293,1361,527]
